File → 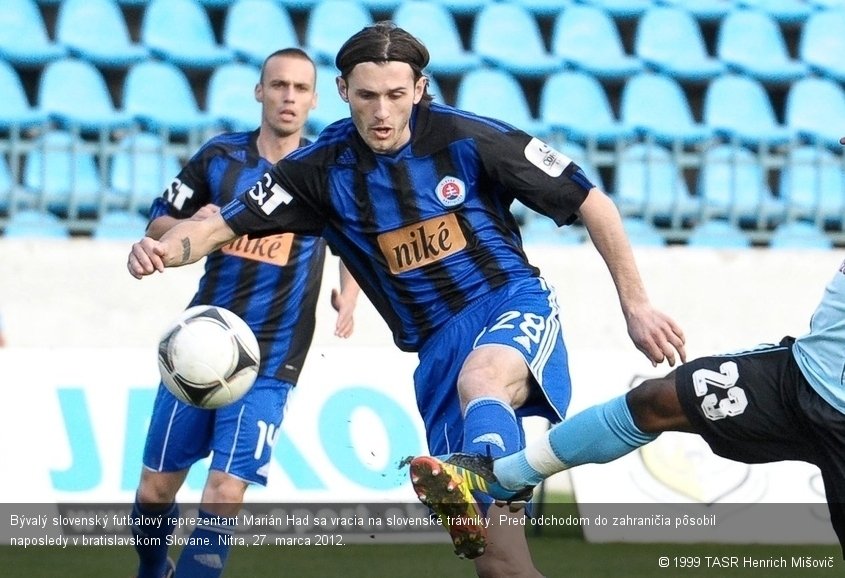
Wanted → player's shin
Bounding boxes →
[132,499,178,578]
[174,508,235,577]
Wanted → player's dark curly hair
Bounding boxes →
[335,21,433,102]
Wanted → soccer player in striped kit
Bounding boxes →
[127,23,684,577]
[129,48,359,578]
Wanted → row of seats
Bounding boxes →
[5,0,845,86]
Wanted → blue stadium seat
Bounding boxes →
[621,217,667,247]
[195,0,238,7]
[93,210,151,240]
[207,63,261,132]
[716,8,808,85]
[686,219,751,248]
[510,0,573,17]
[305,0,373,65]
[655,0,731,22]
[3,209,70,238]
[737,0,813,25]
[0,59,48,131]
[109,132,181,214]
[392,1,481,77]
[634,6,725,82]
[557,141,605,191]
[769,220,833,250]
[471,3,563,78]
[550,5,643,81]
[357,0,404,11]
[620,73,712,147]
[275,0,320,11]
[123,61,215,136]
[0,154,15,215]
[427,0,494,16]
[306,65,347,135]
[456,68,549,136]
[613,143,700,225]
[223,0,299,68]
[521,215,585,245]
[55,0,149,69]
[807,0,845,7]
[697,143,784,226]
[785,76,845,149]
[799,9,845,83]
[578,0,651,19]
[539,70,635,147]
[23,130,105,218]
[703,73,793,148]
[780,145,845,226]
[0,0,67,68]
[38,58,133,134]
[141,0,234,70]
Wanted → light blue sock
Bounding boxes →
[175,508,235,577]
[132,499,177,578]
[462,397,521,458]
[495,394,657,489]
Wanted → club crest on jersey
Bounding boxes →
[435,176,466,207]
[249,173,293,215]
[524,138,571,178]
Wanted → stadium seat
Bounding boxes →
[799,9,845,83]
[578,0,651,19]
[306,65,347,135]
[634,6,725,83]
[141,0,234,70]
[621,217,667,247]
[0,154,15,215]
[613,143,700,226]
[456,68,549,136]
[539,70,635,147]
[686,219,751,248]
[471,3,563,78]
[195,0,238,7]
[737,0,813,25]
[22,130,105,218]
[357,0,404,11]
[38,58,133,134]
[521,215,585,245]
[427,0,494,16]
[620,73,712,147]
[769,220,833,250]
[557,141,605,191]
[223,0,299,68]
[703,73,793,148]
[780,145,845,226]
[55,0,149,69]
[510,0,573,17]
[807,0,845,7]
[716,8,808,85]
[109,132,181,214]
[785,76,845,149]
[93,210,151,240]
[3,209,70,238]
[275,0,320,11]
[0,59,48,131]
[697,143,784,226]
[655,0,731,22]
[392,1,481,76]
[550,5,643,81]
[207,63,261,132]
[123,61,215,136]
[305,0,373,65]
[0,0,67,68]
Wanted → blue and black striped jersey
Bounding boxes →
[223,101,594,352]
[149,130,326,384]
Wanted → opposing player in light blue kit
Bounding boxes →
[415,191,845,556]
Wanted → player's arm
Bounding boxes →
[145,204,221,240]
[331,260,360,338]
[576,187,686,367]
[128,212,236,279]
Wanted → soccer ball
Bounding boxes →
[157,305,260,409]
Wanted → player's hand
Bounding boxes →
[331,288,355,338]
[190,204,220,221]
[127,237,167,279]
[624,304,686,367]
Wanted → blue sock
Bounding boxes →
[461,397,521,458]
[175,508,235,577]
[132,499,178,578]
[495,395,657,489]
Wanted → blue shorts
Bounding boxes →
[414,276,572,456]
[142,374,292,486]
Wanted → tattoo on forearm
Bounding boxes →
[179,238,191,264]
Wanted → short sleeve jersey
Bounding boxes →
[793,259,845,414]
[222,102,593,351]
[150,131,326,384]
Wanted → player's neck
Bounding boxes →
[256,129,302,164]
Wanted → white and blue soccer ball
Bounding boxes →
[157,305,260,409]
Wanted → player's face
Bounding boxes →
[337,61,425,154]
[255,55,317,137]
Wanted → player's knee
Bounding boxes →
[203,473,248,505]
[626,374,687,433]
[136,477,177,507]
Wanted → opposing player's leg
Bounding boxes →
[174,376,292,578]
